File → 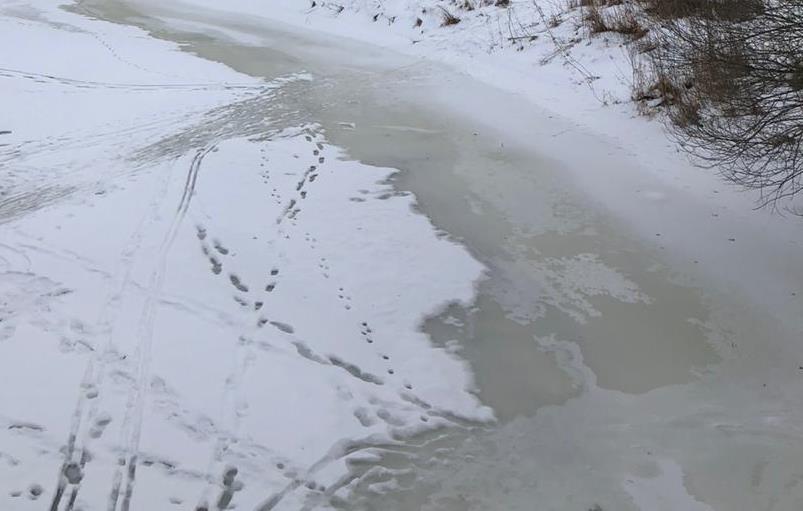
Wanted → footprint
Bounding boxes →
[269,321,294,334]
[213,240,229,255]
[85,385,99,399]
[376,408,405,427]
[328,356,383,385]
[88,413,112,439]
[336,289,353,310]
[353,407,376,427]
[28,484,43,500]
[209,257,222,275]
[216,466,242,510]
[360,322,374,343]
[229,274,249,293]
[196,226,207,241]
[63,462,83,484]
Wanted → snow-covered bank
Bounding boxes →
[0,3,490,509]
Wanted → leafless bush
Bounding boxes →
[646,0,803,205]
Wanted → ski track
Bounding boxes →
[47,144,214,510]
[111,144,217,511]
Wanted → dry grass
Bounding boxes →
[580,2,648,39]
[439,6,462,25]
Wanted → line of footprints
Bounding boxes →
[200,132,429,434]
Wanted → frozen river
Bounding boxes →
[1,0,802,510]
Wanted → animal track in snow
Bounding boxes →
[269,321,294,334]
[228,274,249,293]
[209,257,222,275]
[337,287,352,310]
[317,257,330,279]
[360,322,373,344]
[213,240,229,255]
[199,238,223,274]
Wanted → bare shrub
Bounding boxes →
[646,0,803,205]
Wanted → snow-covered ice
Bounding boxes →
[0,2,491,509]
